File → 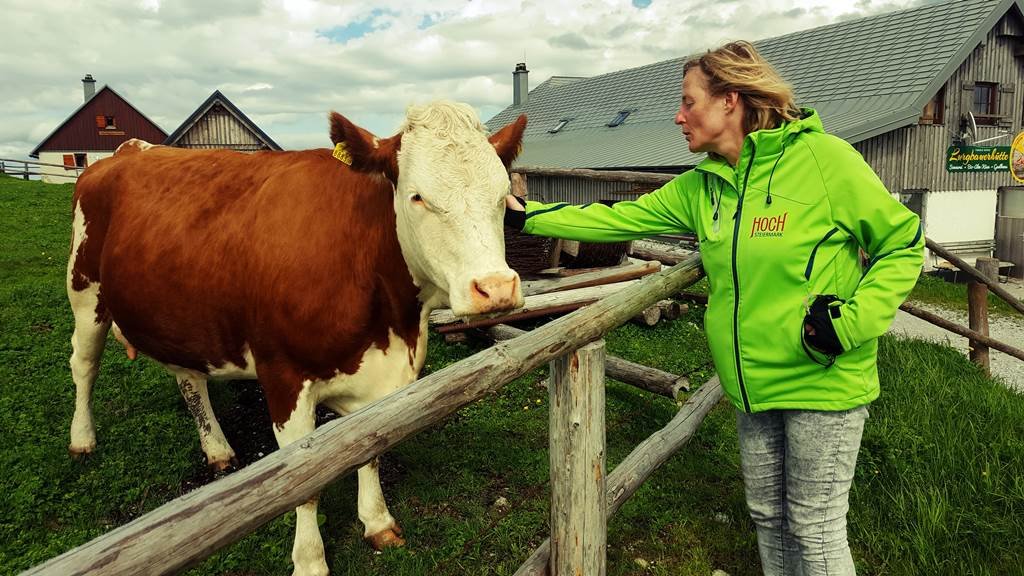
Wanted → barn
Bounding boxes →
[487,0,1024,278]
[164,90,282,152]
[29,75,167,184]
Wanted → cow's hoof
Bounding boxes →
[366,527,405,550]
[68,445,95,459]
[208,456,239,474]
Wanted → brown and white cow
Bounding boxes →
[66,101,526,576]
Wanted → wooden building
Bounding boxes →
[487,0,1024,277]
[164,90,281,152]
[30,75,167,183]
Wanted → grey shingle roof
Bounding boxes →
[487,0,1019,169]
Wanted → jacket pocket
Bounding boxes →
[800,293,845,367]
[804,227,841,280]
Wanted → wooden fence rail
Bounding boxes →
[487,324,690,399]
[0,158,83,181]
[512,166,675,186]
[22,254,705,576]
[899,303,1024,362]
[926,237,1024,316]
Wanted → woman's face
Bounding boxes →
[675,68,734,157]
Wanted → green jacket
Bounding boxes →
[518,109,924,412]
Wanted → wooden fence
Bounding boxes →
[20,165,1024,576]
[22,250,714,575]
[0,158,83,181]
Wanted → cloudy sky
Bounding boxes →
[1,0,937,161]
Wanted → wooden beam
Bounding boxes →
[23,254,705,576]
[486,324,690,399]
[549,341,607,576]
[513,376,725,576]
[629,240,695,266]
[900,302,1024,362]
[430,281,640,327]
[631,305,661,327]
[927,237,1024,316]
[521,260,661,296]
[512,166,675,186]
[436,301,595,334]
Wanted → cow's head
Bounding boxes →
[330,101,527,316]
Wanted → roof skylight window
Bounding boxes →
[548,118,572,133]
[607,110,631,127]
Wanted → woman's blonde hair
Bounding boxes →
[683,41,801,134]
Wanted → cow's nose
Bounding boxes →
[468,271,522,314]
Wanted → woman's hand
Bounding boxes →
[504,195,527,230]
[506,195,526,211]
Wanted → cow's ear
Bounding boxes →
[488,114,527,170]
[329,111,401,182]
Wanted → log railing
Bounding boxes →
[915,238,1024,375]
[32,163,1021,576]
[0,158,83,181]
[22,254,708,576]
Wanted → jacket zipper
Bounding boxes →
[804,227,841,280]
[733,142,756,413]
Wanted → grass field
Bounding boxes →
[1,174,1022,576]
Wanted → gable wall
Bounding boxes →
[37,89,166,153]
[174,104,267,151]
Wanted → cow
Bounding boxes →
[66,101,527,576]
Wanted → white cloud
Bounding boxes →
[0,0,924,162]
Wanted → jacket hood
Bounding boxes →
[696,108,824,184]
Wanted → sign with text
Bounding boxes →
[946,145,1011,172]
[1012,132,1024,183]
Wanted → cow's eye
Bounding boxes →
[411,194,424,203]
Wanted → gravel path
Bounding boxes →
[888,279,1024,393]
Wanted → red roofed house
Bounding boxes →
[30,75,167,183]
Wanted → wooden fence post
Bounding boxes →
[968,257,1000,375]
[549,340,607,576]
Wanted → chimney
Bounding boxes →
[82,74,96,102]
[513,62,528,107]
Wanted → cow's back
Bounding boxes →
[72,146,420,377]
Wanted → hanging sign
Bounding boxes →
[1011,132,1024,183]
[945,145,1011,172]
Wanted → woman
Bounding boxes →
[505,41,923,575]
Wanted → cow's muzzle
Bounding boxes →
[463,270,523,315]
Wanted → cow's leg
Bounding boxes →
[269,381,328,576]
[357,457,405,549]
[322,395,406,550]
[168,368,236,472]
[67,282,110,456]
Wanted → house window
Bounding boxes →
[548,118,571,133]
[63,153,87,171]
[920,87,944,124]
[607,110,631,127]
[95,115,117,129]
[973,82,999,124]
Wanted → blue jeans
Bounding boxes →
[736,405,869,576]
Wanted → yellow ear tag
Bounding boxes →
[333,142,353,165]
